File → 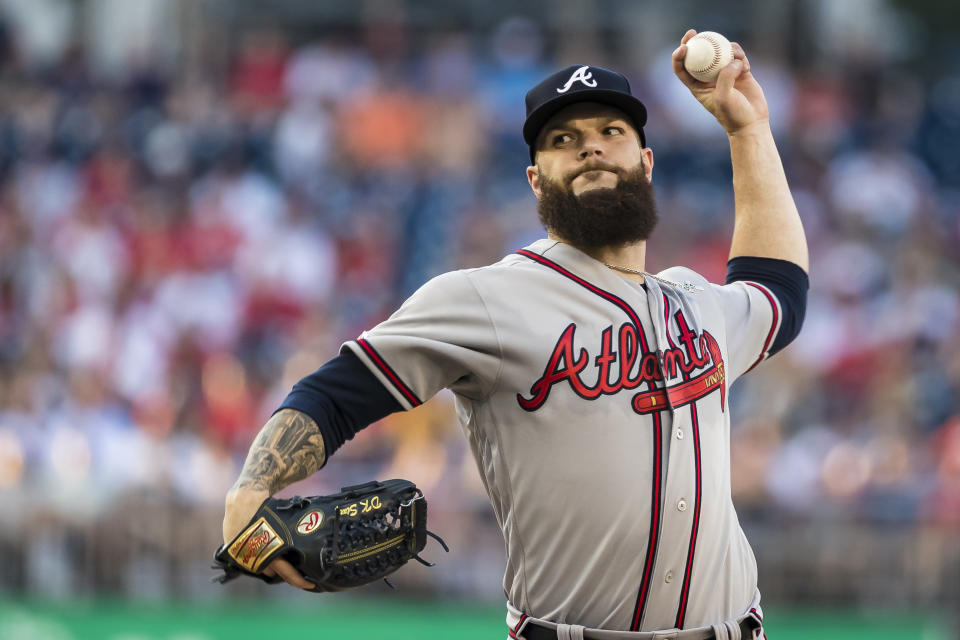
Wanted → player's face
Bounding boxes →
[526,103,658,251]
[526,102,653,198]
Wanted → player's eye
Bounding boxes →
[552,133,573,146]
[604,126,624,135]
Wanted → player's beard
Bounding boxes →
[536,163,658,251]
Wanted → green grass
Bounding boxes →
[0,599,952,639]
[760,609,953,640]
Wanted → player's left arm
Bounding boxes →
[671,29,809,272]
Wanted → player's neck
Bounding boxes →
[551,235,648,284]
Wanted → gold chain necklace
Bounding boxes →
[603,262,645,276]
[603,264,704,293]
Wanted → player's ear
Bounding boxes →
[526,164,542,199]
[641,147,654,182]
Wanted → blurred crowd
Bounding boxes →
[0,10,958,601]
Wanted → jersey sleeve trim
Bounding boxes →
[726,256,808,357]
[276,351,403,458]
[743,281,781,373]
[354,337,423,408]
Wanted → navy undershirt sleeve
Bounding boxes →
[277,351,403,461]
[726,256,809,356]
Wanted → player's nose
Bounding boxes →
[578,134,605,159]
[578,145,603,160]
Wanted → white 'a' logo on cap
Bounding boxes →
[557,66,597,93]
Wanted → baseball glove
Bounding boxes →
[213,479,447,592]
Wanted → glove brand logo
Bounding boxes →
[296,510,324,535]
[557,66,597,93]
[228,518,284,572]
[243,531,272,561]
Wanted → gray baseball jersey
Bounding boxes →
[341,238,781,633]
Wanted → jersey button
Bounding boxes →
[675,429,684,440]
[664,570,674,583]
[677,499,687,512]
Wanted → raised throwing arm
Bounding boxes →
[672,29,808,272]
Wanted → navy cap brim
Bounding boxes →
[523,89,648,163]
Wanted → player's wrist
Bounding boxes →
[225,486,270,512]
[223,487,270,541]
[726,118,771,139]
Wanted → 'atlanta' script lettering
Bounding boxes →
[517,322,725,413]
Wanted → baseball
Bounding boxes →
[683,31,734,83]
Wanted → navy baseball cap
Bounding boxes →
[523,64,647,164]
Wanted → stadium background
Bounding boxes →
[0,0,957,638]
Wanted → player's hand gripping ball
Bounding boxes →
[213,479,447,592]
[683,31,734,83]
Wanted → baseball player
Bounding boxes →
[223,30,808,639]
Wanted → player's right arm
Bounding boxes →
[669,29,808,376]
[671,29,808,272]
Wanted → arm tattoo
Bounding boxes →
[234,409,326,494]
